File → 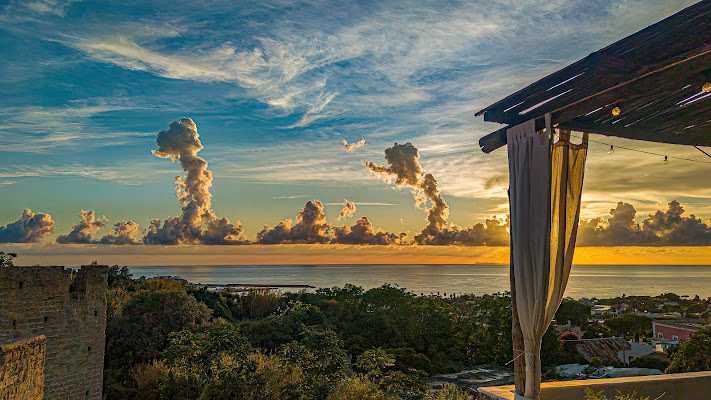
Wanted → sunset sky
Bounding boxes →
[2,0,711,264]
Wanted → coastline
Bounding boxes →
[4,244,711,267]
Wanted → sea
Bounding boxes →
[126,264,711,299]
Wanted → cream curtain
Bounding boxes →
[507,115,588,399]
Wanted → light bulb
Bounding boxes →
[662,156,669,165]
[703,82,711,93]
[612,107,621,117]
[608,145,614,154]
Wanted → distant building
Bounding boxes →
[592,305,617,316]
[621,342,654,365]
[635,311,682,319]
[653,319,710,342]
[578,298,594,306]
[574,337,630,365]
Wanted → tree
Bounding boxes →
[0,251,17,266]
[107,265,133,288]
[666,327,711,373]
[281,327,349,399]
[462,293,513,367]
[555,299,591,327]
[105,290,212,380]
[242,301,326,350]
[198,353,307,400]
[605,314,652,337]
[157,321,253,399]
[355,348,395,378]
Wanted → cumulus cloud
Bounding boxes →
[578,200,711,246]
[364,142,450,244]
[338,199,356,220]
[342,139,366,153]
[421,217,510,246]
[203,217,250,245]
[98,220,141,245]
[56,210,107,244]
[365,142,423,188]
[143,118,248,245]
[256,200,331,244]
[332,216,404,245]
[0,209,55,243]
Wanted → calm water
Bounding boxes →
[127,264,711,299]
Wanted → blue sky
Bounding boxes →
[2,0,710,243]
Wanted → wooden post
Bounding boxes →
[511,263,527,396]
[509,187,526,396]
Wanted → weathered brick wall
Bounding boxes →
[0,335,46,400]
[0,266,108,400]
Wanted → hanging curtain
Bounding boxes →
[507,115,588,399]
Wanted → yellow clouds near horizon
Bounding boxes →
[3,244,711,267]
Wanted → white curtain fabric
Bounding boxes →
[507,116,588,399]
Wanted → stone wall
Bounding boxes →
[0,335,46,400]
[0,266,108,399]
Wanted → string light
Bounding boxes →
[703,82,711,93]
[567,133,711,165]
[611,107,621,116]
[608,145,614,154]
[663,155,669,165]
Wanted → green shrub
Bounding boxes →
[666,327,711,373]
[198,353,306,400]
[426,383,471,400]
[629,356,669,371]
[130,362,167,400]
[584,387,659,399]
[326,376,398,400]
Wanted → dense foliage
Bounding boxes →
[604,314,653,338]
[101,266,711,399]
[666,327,711,373]
[103,267,578,399]
[555,299,591,327]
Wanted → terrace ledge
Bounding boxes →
[477,371,711,400]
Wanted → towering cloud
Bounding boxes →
[365,142,450,244]
[342,139,366,153]
[332,216,404,245]
[578,200,711,246]
[256,200,331,244]
[143,118,247,245]
[414,173,449,244]
[56,210,107,244]
[338,200,356,220]
[98,220,141,245]
[0,209,55,243]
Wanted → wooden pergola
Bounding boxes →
[477,0,711,153]
[476,1,711,398]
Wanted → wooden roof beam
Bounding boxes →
[478,117,711,154]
